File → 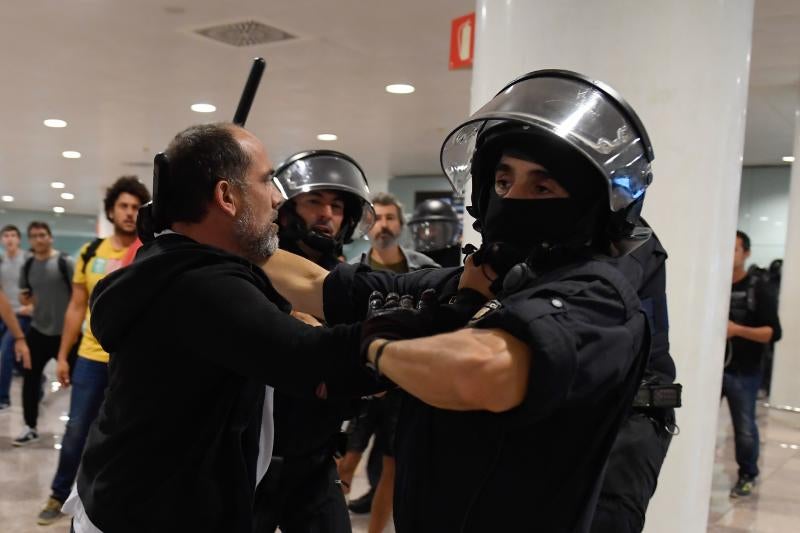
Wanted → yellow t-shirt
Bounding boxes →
[73,238,129,363]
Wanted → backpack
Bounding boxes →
[21,238,104,296]
[724,273,766,368]
[22,252,73,296]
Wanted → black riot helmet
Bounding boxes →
[273,150,375,256]
[407,199,461,252]
[440,69,655,257]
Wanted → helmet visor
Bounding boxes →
[440,74,652,212]
[273,154,375,239]
[408,220,460,251]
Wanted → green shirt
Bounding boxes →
[369,254,409,274]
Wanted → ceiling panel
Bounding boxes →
[0,0,797,215]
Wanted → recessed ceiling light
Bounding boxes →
[1,195,13,202]
[60,192,75,200]
[62,151,81,159]
[385,83,415,94]
[43,119,67,128]
[53,206,65,214]
[317,133,338,141]
[191,103,216,113]
[783,156,795,163]
[51,181,65,189]
[759,216,769,222]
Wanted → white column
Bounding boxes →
[467,2,754,532]
[770,102,800,410]
[96,201,113,238]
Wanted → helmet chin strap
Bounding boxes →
[278,204,349,259]
[300,229,340,256]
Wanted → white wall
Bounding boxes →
[737,165,791,268]
[0,207,97,257]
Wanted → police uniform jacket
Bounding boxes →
[613,229,674,383]
[323,258,649,532]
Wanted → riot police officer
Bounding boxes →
[272,150,374,269]
[592,223,678,532]
[407,198,462,267]
[264,70,658,532]
[254,150,374,533]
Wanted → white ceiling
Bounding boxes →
[0,0,474,214]
[0,0,797,216]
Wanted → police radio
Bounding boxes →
[137,57,267,242]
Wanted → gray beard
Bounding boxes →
[372,232,400,250]
[235,202,279,264]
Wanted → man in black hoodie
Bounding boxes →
[67,123,374,533]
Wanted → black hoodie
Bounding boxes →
[77,234,371,533]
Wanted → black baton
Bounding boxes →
[233,57,266,126]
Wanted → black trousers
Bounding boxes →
[590,411,673,533]
[253,454,351,533]
[22,328,60,428]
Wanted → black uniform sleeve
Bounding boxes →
[629,232,674,382]
[473,277,643,425]
[755,280,782,343]
[164,269,380,399]
[323,262,463,325]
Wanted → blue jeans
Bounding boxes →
[722,370,761,478]
[51,357,109,503]
[0,315,31,405]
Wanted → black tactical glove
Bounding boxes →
[359,290,438,363]
[358,288,488,362]
[433,288,488,333]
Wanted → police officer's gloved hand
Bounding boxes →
[431,288,488,334]
[359,290,437,363]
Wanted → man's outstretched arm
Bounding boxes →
[261,249,329,319]
[366,328,531,412]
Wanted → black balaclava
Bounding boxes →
[422,245,462,268]
[469,128,608,283]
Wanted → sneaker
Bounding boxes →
[730,475,757,498]
[37,497,65,525]
[12,426,39,446]
[348,488,375,514]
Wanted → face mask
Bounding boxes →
[482,195,583,251]
[470,195,589,287]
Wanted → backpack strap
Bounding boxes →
[81,237,105,275]
[22,256,34,293]
[57,253,73,295]
[746,274,760,313]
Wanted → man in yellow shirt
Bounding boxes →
[36,176,151,526]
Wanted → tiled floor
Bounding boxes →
[0,365,796,533]
[708,401,800,532]
[0,365,390,533]
[0,364,69,533]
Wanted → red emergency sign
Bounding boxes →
[449,12,475,70]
